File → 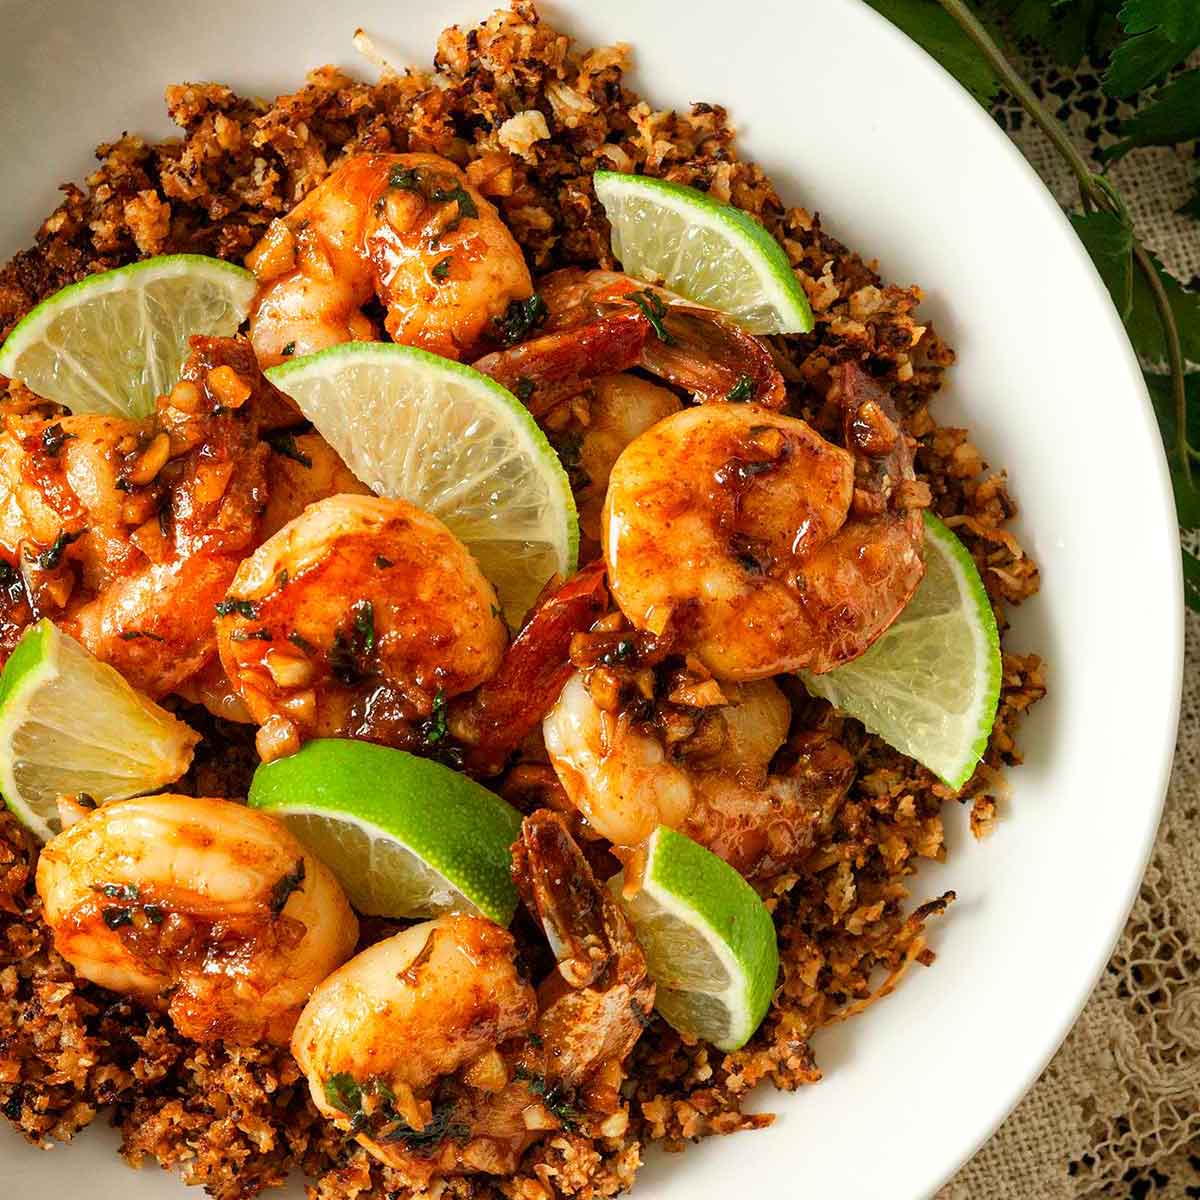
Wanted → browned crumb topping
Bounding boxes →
[0,3,1045,1197]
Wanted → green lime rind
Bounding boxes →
[593,170,814,335]
[0,619,198,841]
[801,511,1002,791]
[614,826,779,1052]
[266,343,578,628]
[248,738,524,924]
[0,254,256,419]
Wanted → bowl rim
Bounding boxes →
[0,0,1186,1195]
[851,1,1183,1189]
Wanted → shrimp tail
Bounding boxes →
[473,310,648,417]
[474,268,786,414]
[512,811,654,1089]
[454,560,609,774]
[643,304,786,408]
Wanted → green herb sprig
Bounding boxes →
[869,0,1200,608]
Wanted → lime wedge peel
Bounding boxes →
[612,825,779,1052]
[0,254,257,420]
[266,343,578,629]
[801,512,1002,790]
[0,620,199,842]
[593,170,813,336]
[248,738,524,924]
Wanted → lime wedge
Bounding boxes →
[611,826,778,1052]
[0,620,199,841]
[800,512,1002,790]
[266,344,578,627]
[0,255,256,420]
[248,738,524,923]
[593,170,813,335]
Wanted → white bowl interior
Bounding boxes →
[0,0,1181,1196]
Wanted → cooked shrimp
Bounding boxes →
[603,364,926,680]
[291,811,651,1184]
[545,671,853,878]
[247,153,533,366]
[473,267,785,415]
[35,794,358,1044]
[0,339,274,694]
[216,493,508,759]
[260,430,370,540]
[566,373,681,544]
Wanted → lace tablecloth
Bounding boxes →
[940,53,1200,1200]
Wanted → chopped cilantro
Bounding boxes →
[389,165,421,191]
[630,289,672,343]
[288,631,317,655]
[117,630,165,642]
[354,600,376,655]
[375,555,394,570]
[429,182,479,219]
[33,529,82,570]
[96,882,139,901]
[215,597,259,619]
[422,689,448,745]
[40,423,75,456]
[432,256,453,281]
[726,373,755,402]
[513,1067,579,1128]
[101,907,134,930]
[265,430,313,468]
[493,294,548,345]
[269,859,306,915]
[512,376,535,403]
[281,341,296,357]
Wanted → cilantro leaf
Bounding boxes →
[1126,248,1200,369]
[989,0,1120,67]
[1183,544,1200,612]
[1143,371,1200,528]
[865,0,1000,104]
[1103,0,1200,96]
[1102,67,1200,159]
[1070,211,1134,321]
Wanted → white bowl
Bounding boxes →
[0,0,1182,1196]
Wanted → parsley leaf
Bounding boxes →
[1125,246,1200,369]
[1103,0,1200,96]
[1143,372,1200,528]
[1183,544,1200,612]
[1070,211,1134,321]
[865,0,1000,104]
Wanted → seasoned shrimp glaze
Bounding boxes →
[248,153,534,366]
[217,493,508,758]
[603,365,926,679]
[36,794,358,1044]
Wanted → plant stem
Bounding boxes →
[934,0,1105,205]
[934,0,1193,487]
[1133,239,1192,482]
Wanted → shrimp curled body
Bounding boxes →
[35,794,358,1044]
[544,672,854,878]
[291,812,652,1185]
[602,365,926,680]
[216,493,508,759]
[247,153,534,366]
